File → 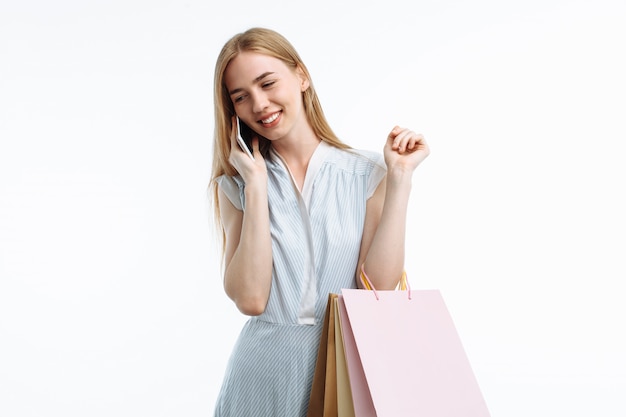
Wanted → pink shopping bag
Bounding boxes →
[337,269,491,416]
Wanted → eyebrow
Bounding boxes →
[228,72,275,95]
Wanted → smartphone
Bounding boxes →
[236,117,255,160]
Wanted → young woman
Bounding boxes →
[210,27,429,416]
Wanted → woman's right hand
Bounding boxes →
[222,116,273,315]
[228,116,267,184]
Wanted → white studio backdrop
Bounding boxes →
[1,0,625,416]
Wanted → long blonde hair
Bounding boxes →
[210,27,350,252]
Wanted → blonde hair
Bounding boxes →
[209,27,350,252]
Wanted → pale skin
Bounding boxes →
[220,51,429,315]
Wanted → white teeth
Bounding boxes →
[261,113,279,124]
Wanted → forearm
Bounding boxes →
[224,182,273,315]
[362,168,413,289]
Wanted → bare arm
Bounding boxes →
[219,118,273,315]
[357,126,429,290]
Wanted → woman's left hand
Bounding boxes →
[383,126,430,173]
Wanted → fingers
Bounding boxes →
[229,116,264,172]
[388,126,426,154]
[230,116,238,148]
[228,115,246,166]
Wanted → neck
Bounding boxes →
[272,137,322,192]
[273,136,320,163]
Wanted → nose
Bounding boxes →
[251,91,270,114]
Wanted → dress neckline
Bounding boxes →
[270,141,332,208]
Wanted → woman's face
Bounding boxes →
[224,51,310,143]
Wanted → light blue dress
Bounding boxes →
[214,141,386,417]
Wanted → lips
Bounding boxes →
[259,111,281,126]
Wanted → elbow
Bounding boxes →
[223,269,272,316]
[225,283,269,316]
[235,295,268,316]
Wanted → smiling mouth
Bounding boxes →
[260,112,280,125]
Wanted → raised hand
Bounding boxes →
[383,125,430,174]
[228,116,267,183]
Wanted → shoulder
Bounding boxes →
[324,144,386,174]
[216,174,245,210]
[322,144,386,198]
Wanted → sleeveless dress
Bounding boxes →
[213,141,386,417]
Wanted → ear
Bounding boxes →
[296,66,310,92]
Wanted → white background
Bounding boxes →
[1,0,625,416]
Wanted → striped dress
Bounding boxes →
[214,141,386,417]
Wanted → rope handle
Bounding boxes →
[359,264,411,300]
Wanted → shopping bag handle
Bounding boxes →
[360,264,411,300]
